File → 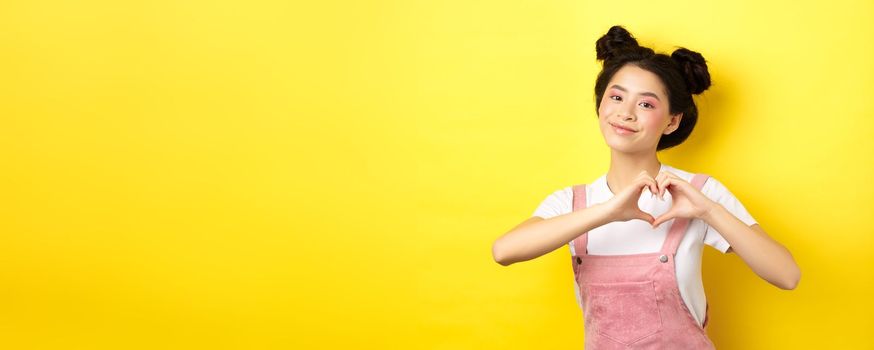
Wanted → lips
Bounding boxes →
[609,122,637,133]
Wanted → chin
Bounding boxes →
[603,137,650,154]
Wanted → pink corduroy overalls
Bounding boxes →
[570,173,715,349]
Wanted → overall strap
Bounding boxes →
[659,173,711,255]
[570,184,588,256]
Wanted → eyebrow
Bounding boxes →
[608,84,661,101]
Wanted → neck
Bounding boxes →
[606,148,662,195]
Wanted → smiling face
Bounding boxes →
[597,64,683,154]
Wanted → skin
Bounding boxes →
[492,64,801,290]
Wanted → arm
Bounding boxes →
[494,171,662,266]
[701,204,801,290]
[492,202,613,266]
[649,171,800,290]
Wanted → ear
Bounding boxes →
[664,113,683,135]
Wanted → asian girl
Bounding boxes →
[491,25,800,348]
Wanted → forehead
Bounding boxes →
[608,65,668,99]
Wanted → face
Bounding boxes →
[597,64,682,154]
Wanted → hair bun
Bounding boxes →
[671,48,711,94]
[595,25,640,62]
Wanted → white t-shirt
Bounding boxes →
[532,164,757,327]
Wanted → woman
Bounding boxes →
[491,25,800,348]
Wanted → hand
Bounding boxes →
[603,170,660,225]
[651,171,717,229]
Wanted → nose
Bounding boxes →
[618,104,636,121]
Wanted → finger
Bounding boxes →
[637,210,655,224]
[664,177,691,195]
[636,175,658,198]
[644,177,658,198]
[658,177,671,200]
[665,172,688,184]
[652,210,675,229]
[635,178,650,196]
[653,173,665,199]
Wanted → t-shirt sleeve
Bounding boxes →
[701,177,758,253]
[531,187,573,220]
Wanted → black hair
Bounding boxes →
[594,25,712,151]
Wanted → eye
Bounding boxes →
[639,102,654,109]
[609,95,622,101]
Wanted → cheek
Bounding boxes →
[598,100,613,117]
[640,113,669,131]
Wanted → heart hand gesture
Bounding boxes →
[603,170,717,229]
[650,171,716,229]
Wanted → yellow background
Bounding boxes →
[2,0,872,349]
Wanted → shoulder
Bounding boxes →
[535,173,608,211]
[531,186,574,219]
[551,186,574,201]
